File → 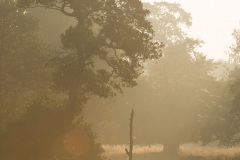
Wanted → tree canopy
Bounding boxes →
[17,0,163,116]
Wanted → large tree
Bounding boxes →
[17,0,163,121]
[1,0,163,159]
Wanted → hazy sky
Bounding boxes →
[141,0,240,60]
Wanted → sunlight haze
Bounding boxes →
[3,0,240,159]
[142,0,240,60]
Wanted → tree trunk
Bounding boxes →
[129,109,134,160]
[0,20,5,97]
[125,109,134,160]
[66,86,78,122]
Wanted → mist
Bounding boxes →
[1,0,240,160]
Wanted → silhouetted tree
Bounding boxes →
[1,0,164,159]
[18,0,163,121]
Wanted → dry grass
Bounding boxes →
[102,144,163,156]
[181,145,240,158]
[102,144,240,158]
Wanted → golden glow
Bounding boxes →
[63,129,91,156]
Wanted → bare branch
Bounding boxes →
[104,58,117,75]
[113,48,120,62]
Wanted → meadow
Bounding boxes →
[102,144,240,160]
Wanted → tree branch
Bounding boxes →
[60,0,74,17]
[23,1,75,17]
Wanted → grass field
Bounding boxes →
[102,144,240,160]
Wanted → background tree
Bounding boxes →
[211,27,240,146]
[144,2,192,43]
[229,28,240,64]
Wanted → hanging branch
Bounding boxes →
[125,109,134,160]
